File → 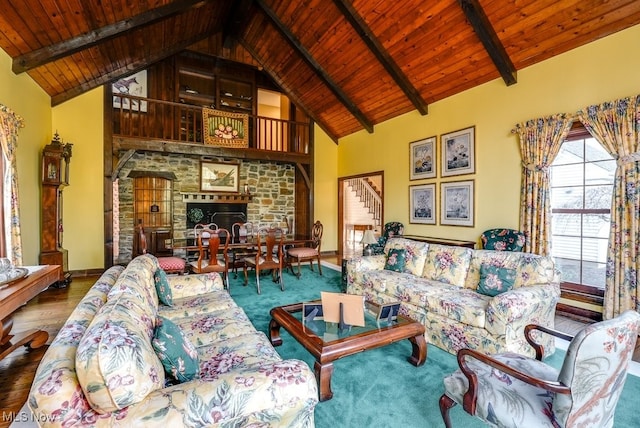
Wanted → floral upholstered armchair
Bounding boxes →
[365,221,404,255]
[439,310,640,428]
[480,228,525,251]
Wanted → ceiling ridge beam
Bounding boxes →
[237,36,339,144]
[13,0,212,74]
[332,0,428,115]
[255,0,374,134]
[51,33,210,106]
[457,0,517,86]
[222,0,253,50]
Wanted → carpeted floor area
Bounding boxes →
[232,262,640,428]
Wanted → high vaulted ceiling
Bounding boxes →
[1,0,639,141]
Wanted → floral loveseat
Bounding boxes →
[28,254,318,427]
[347,238,560,357]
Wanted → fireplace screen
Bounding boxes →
[186,203,247,234]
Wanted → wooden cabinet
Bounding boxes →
[218,78,253,113]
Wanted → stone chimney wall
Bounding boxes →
[116,151,294,263]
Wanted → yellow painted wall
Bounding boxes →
[338,24,640,245]
[314,124,338,252]
[0,49,51,265]
[52,88,104,270]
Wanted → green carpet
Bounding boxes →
[229,264,640,427]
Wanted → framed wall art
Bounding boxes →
[203,108,249,148]
[441,126,475,177]
[112,70,148,112]
[440,180,474,227]
[409,136,436,180]
[200,161,239,193]
[409,183,436,224]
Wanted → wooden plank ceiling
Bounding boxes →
[1,0,639,141]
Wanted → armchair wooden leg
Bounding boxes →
[243,265,249,286]
[439,394,456,428]
[317,256,323,276]
[256,267,261,294]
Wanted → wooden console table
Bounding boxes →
[402,235,476,249]
[0,265,62,360]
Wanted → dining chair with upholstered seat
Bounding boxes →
[189,227,230,291]
[243,227,285,294]
[439,310,640,428]
[137,222,186,275]
[287,220,323,279]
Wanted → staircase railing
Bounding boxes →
[346,178,382,226]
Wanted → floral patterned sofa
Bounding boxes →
[28,254,318,427]
[347,238,560,358]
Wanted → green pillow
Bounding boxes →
[384,249,407,273]
[477,265,516,296]
[154,269,173,306]
[152,316,199,382]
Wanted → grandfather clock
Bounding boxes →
[40,132,73,286]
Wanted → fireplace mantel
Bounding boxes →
[181,192,253,204]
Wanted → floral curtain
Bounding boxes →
[0,103,24,265]
[513,114,573,255]
[577,95,640,319]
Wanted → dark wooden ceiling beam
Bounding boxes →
[457,0,517,86]
[51,33,211,106]
[222,0,253,50]
[332,0,428,115]
[13,0,213,74]
[255,0,374,134]
[237,37,339,144]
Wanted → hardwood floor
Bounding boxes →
[0,261,637,427]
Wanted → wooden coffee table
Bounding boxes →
[269,300,426,401]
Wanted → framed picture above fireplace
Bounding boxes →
[200,161,239,193]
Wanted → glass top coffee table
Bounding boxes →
[269,300,426,401]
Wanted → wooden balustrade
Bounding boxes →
[112,94,310,154]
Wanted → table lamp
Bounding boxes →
[361,229,378,256]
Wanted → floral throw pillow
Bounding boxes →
[154,268,173,306]
[152,316,199,382]
[477,264,516,297]
[384,249,407,272]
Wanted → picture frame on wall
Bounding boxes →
[200,161,239,193]
[440,180,474,227]
[112,70,148,112]
[441,126,475,177]
[409,136,436,180]
[409,184,436,224]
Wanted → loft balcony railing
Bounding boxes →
[112,94,310,155]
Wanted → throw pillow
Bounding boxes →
[477,265,516,297]
[384,248,407,273]
[152,316,199,382]
[154,268,173,306]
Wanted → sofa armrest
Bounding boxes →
[123,359,318,426]
[347,255,386,274]
[166,272,225,300]
[485,283,560,337]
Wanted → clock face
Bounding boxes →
[43,153,61,185]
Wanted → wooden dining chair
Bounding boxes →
[230,222,256,278]
[287,220,323,279]
[189,227,230,291]
[137,222,186,275]
[243,227,285,294]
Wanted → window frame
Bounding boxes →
[551,122,607,319]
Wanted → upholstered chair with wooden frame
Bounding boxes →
[480,228,525,251]
[137,222,186,275]
[286,220,323,279]
[189,227,231,291]
[230,222,256,278]
[243,227,285,294]
[439,310,640,428]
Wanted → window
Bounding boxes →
[550,124,615,290]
